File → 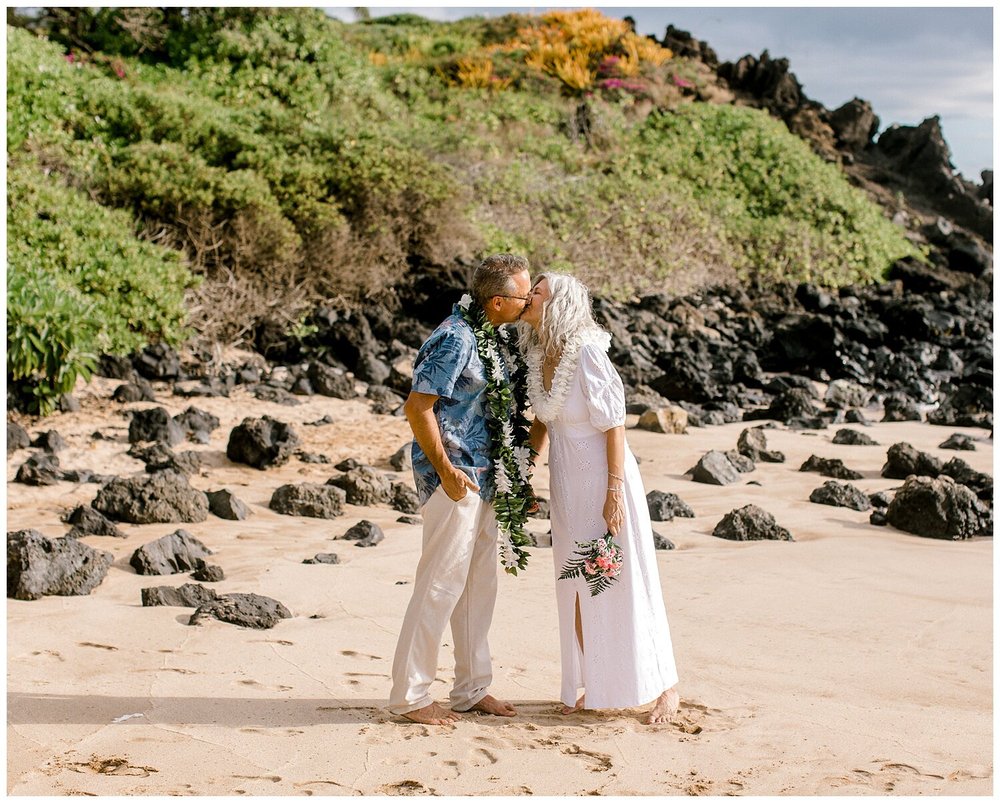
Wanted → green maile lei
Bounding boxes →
[458,293,535,575]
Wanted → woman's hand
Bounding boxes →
[603,489,624,535]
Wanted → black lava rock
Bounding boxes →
[646,491,695,522]
[809,480,872,511]
[799,455,864,480]
[63,505,125,538]
[270,484,346,518]
[94,473,209,524]
[885,475,991,540]
[7,529,114,600]
[881,442,942,480]
[227,416,300,469]
[130,529,214,575]
[343,520,385,548]
[206,489,251,520]
[128,407,185,446]
[831,428,879,446]
[141,582,219,607]
[712,505,793,541]
[189,593,292,629]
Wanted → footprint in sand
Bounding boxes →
[673,700,747,733]
[237,679,293,691]
[70,754,158,777]
[29,649,65,661]
[341,649,383,660]
[472,747,499,766]
[377,779,436,796]
[232,774,281,783]
[294,779,361,794]
[561,744,613,773]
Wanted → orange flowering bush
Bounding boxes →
[489,9,672,93]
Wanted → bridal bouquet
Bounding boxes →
[558,532,624,597]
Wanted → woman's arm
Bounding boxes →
[603,425,626,535]
[528,418,548,459]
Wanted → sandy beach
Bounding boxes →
[6,372,993,796]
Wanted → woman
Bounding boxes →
[518,273,680,724]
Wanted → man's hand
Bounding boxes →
[441,466,479,502]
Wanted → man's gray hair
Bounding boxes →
[471,253,529,307]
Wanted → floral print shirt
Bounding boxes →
[410,306,506,505]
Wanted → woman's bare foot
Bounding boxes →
[400,702,459,725]
[643,687,679,724]
[465,694,517,717]
[560,694,585,715]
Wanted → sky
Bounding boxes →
[324,3,994,181]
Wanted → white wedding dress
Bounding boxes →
[528,336,679,709]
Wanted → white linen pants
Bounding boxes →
[388,486,499,715]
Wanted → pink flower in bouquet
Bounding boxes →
[584,559,597,575]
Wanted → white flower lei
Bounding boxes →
[525,329,612,423]
[458,294,535,574]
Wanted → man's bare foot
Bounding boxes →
[644,687,679,724]
[464,694,517,717]
[400,702,459,725]
[560,694,585,715]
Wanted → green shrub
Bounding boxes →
[7,161,194,412]
[634,104,920,283]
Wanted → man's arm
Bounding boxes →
[404,391,479,501]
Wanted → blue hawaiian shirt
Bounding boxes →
[410,306,507,506]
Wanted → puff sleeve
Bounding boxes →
[579,343,626,431]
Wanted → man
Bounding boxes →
[388,254,532,725]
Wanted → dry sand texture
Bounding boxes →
[6,375,993,795]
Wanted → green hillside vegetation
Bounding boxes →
[7,9,920,413]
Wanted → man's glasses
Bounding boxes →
[496,294,529,303]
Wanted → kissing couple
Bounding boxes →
[387,253,679,725]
